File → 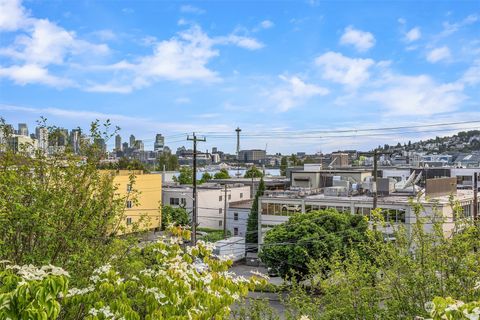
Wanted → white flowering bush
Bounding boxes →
[0,229,266,320]
[0,264,69,319]
[423,297,480,320]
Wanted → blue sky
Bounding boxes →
[0,0,479,153]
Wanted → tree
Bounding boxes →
[161,205,190,229]
[157,151,179,171]
[173,167,193,184]
[246,178,265,248]
[0,119,131,282]
[280,156,288,176]
[244,165,263,178]
[199,172,212,184]
[259,209,369,278]
[214,168,230,179]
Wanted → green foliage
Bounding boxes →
[214,168,230,179]
[425,296,480,319]
[173,167,193,184]
[0,265,69,320]
[246,178,265,246]
[156,152,179,171]
[244,166,263,178]
[199,229,231,243]
[0,120,133,283]
[280,157,288,176]
[0,231,267,320]
[199,172,213,184]
[281,202,480,319]
[161,205,190,229]
[259,209,369,279]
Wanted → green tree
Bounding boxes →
[259,209,368,278]
[161,205,190,229]
[157,151,179,171]
[173,167,193,184]
[199,172,213,184]
[246,178,265,248]
[0,119,132,282]
[244,165,263,178]
[214,168,230,179]
[280,156,288,176]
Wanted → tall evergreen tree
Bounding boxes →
[246,178,265,249]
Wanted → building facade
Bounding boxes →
[111,170,162,234]
[163,183,251,230]
[227,199,253,237]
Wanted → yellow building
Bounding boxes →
[111,170,162,234]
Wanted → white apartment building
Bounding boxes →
[227,199,253,237]
[258,189,475,246]
[163,183,251,230]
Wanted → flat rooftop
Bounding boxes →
[229,199,253,209]
[263,189,474,206]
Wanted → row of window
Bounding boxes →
[170,198,187,206]
[260,202,407,223]
[219,193,244,201]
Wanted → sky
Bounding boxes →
[0,0,479,154]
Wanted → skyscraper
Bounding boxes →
[115,134,122,151]
[18,123,28,136]
[70,129,81,154]
[129,134,135,148]
[154,134,164,152]
[35,127,48,153]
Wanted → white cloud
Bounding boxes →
[460,59,480,86]
[0,0,27,31]
[339,26,375,52]
[439,14,478,38]
[426,46,451,63]
[315,51,375,87]
[366,74,465,116]
[405,27,421,42]
[216,34,264,50]
[269,75,329,112]
[180,5,205,15]
[0,64,73,87]
[260,20,274,29]
[0,0,109,88]
[88,25,262,92]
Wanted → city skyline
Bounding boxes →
[1,0,479,153]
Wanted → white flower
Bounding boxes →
[250,270,270,280]
[299,316,311,320]
[424,301,435,313]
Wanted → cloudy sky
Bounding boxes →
[0,0,479,153]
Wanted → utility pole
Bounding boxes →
[474,172,478,221]
[236,127,241,177]
[187,132,206,245]
[223,185,229,238]
[373,149,378,209]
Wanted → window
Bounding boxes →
[126,184,132,191]
[234,227,239,236]
[126,217,132,225]
[219,208,223,214]
[228,194,231,200]
[234,212,239,221]
[170,198,180,205]
[126,200,133,208]
[180,198,186,205]
[219,195,223,202]
[240,193,243,199]
[219,220,223,227]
